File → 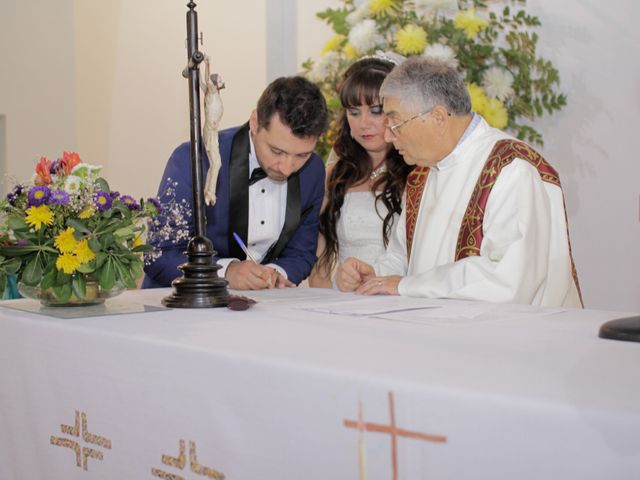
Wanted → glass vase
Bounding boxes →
[17,276,124,307]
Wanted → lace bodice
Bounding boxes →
[336,191,397,265]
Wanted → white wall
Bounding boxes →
[0,0,638,311]
[0,0,77,187]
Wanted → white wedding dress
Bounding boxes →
[336,191,398,265]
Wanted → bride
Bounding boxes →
[309,57,412,288]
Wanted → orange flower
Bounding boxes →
[61,151,81,174]
[34,156,52,185]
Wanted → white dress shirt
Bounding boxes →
[217,134,288,278]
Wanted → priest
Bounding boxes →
[336,57,582,308]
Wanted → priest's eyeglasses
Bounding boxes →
[385,107,451,136]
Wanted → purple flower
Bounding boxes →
[6,185,24,205]
[27,186,50,206]
[50,159,61,174]
[49,189,70,205]
[147,197,163,214]
[120,195,140,210]
[17,238,29,246]
[110,191,120,199]
[94,191,113,211]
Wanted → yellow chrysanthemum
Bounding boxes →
[368,0,398,17]
[395,24,428,55]
[321,34,346,55]
[74,239,96,264]
[455,8,488,39]
[467,83,489,115]
[56,253,81,274]
[54,227,78,253]
[483,98,509,129]
[343,43,360,60]
[78,206,96,219]
[25,205,55,231]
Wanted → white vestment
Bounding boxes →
[375,117,582,308]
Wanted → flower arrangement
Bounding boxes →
[0,152,160,303]
[302,0,566,158]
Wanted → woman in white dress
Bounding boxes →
[309,57,412,288]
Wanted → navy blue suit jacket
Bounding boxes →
[142,123,325,288]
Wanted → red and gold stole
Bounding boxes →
[404,165,430,258]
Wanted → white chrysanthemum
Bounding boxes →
[414,0,458,20]
[346,3,371,25]
[482,66,515,101]
[64,175,83,193]
[353,0,369,6]
[423,44,458,69]
[348,19,384,53]
[309,52,339,82]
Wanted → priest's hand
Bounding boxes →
[356,275,402,296]
[336,257,375,292]
[226,261,280,290]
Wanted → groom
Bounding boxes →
[143,76,328,290]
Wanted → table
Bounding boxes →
[1,288,639,479]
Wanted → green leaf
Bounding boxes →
[95,177,110,192]
[7,216,28,231]
[22,257,43,286]
[99,258,115,291]
[71,274,86,299]
[114,227,134,238]
[52,283,72,302]
[76,262,96,274]
[67,218,91,234]
[41,269,56,290]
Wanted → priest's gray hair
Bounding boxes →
[380,57,471,116]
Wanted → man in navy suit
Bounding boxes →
[143,76,328,290]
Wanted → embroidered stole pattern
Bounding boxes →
[404,166,430,257]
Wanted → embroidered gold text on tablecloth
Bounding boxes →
[344,391,446,480]
[50,410,112,471]
[151,440,225,479]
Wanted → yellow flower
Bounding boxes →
[395,24,428,55]
[78,206,96,219]
[74,239,96,264]
[368,0,398,17]
[132,234,144,249]
[321,34,346,55]
[483,98,509,129]
[54,227,78,253]
[467,83,489,115]
[455,8,488,39]
[56,253,81,274]
[343,43,360,60]
[25,205,55,230]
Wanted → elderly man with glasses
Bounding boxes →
[335,57,582,308]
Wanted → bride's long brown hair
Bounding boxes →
[317,58,412,275]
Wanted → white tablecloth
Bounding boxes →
[1,288,639,479]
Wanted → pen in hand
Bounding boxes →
[232,232,258,263]
[232,232,278,288]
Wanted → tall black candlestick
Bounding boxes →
[162,1,230,308]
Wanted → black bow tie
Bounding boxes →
[249,167,268,185]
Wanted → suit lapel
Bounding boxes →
[227,123,251,260]
[263,172,301,263]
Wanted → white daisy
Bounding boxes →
[482,66,515,101]
[346,3,371,25]
[309,52,339,82]
[414,0,458,20]
[64,175,83,194]
[348,19,384,53]
[423,44,459,69]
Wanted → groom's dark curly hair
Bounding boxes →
[256,76,328,138]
